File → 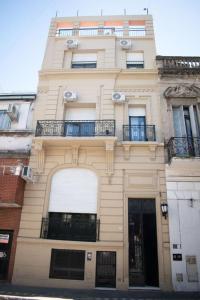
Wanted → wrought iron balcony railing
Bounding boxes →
[167,137,200,161]
[123,125,156,141]
[40,217,100,242]
[35,120,115,137]
[156,56,200,75]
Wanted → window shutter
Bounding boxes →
[129,107,146,117]
[72,53,97,62]
[65,108,96,120]
[49,168,97,214]
[127,52,143,61]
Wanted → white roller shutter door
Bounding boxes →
[65,107,96,120]
[49,168,98,214]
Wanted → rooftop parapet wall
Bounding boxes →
[48,15,154,38]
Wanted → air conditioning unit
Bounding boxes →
[21,166,33,182]
[63,91,78,102]
[66,39,78,49]
[120,40,132,49]
[112,92,126,103]
[7,104,19,121]
[0,104,9,111]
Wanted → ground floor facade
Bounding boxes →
[166,159,200,291]
[12,140,172,290]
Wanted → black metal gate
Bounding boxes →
[128,199,159,287]
[0,230,13,280]
[96,251,116,288]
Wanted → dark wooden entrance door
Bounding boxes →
[128,199,159,287]
[96,251,116,288]
[0,230,13,280]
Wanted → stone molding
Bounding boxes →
[164,84,200,98]
[32,140,45,173]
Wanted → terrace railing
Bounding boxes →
[57,27,146,37]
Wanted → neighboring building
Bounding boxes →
[12,15,172,290]
[157,56,200,291]
[0,93,36,281]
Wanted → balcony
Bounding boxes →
[167,137,200,161]
[40,214,100,242]
[35,120,115,137]
[57,27,146,37]
[156,56,200,75]
[0,166,25,207]
[123,125,156,141]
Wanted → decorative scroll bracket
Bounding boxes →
[32,140,45,174]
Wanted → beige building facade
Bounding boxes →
[13,15,172,290]
[157,56,200,291]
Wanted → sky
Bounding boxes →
[0,0,200,93]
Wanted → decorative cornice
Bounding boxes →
[164,84,200,98]
[39,68,157,78]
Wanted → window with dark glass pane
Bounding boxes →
[49,249,85,280]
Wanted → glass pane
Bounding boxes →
[65,123,79,136]
[173,107,184,136]
[0,112,11,129]
[129,117,146,141]
[194,106,200,137]
[80,122,95,136]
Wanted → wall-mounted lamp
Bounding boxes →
[189,198,194,207]
[161,202,168,219]
[87,252,92,261]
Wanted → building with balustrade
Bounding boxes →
[0,93,36,281]
[12,15,172,290]
[157,56,200,291]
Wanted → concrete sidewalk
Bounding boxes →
[0,283,199,300]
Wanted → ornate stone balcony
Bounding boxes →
[156,55,200,75]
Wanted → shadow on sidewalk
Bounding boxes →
[0,283,200,299]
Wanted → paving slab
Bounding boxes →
[0,283,199,300]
